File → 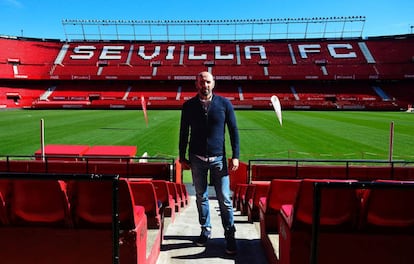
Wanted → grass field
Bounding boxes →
[1,109,413,161]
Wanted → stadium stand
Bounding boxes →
[276,179,414,264]
[1,18,414,264]
[0,173,150,264]
[1,35,413,110]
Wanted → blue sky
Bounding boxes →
[0,0,412,40]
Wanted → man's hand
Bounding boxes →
[230,158,239,171]
[180,158,191,170]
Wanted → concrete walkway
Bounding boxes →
[157,184,268,264]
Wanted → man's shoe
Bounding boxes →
[195,227,211,246]
[225,236,237,255]
[225,226,237,255]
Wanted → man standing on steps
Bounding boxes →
[179,71,240,255]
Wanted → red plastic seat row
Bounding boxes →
[167,182,182,213]
[240,184,255,216]
[247,181,270,222]
[152,180,176,222]
[360,179,414,230]
[250,163,414,181]
[127,179,162,229]
[0,178,149,264]
[0,159,174,181]
[277,179,414,264]
[259,179,302,236]
[233,183,248,211]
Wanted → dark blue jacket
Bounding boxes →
[179,94,240,160]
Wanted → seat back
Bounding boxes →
[245,184,256,204]
[128,162,171,180]
[294,179,359,228]
[167,182,181,211]
[267,179,302,211]
[180,183,189,205]
[0,179,11,200]
[129,180,161,229]
[176,183,187,207]
[251,181,271,207]
[361,180,414,229]
[152,180,171,207]
[241,184,256,214]
[0,179,11,225]
[236,183,249,210]
[10,179,71,226]
[0,192,8,225]
[70,178,135,230]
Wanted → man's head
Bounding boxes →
[196,71,215,100]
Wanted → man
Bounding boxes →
[179,71,240,255]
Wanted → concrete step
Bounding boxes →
[156,184,268,264]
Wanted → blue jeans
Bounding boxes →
[190,154,234,231]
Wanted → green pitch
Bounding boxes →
[0,110,413,161]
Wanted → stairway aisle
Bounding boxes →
[157,184,268,264]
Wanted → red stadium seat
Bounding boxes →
[68,178,148,264]
[279,179,360,264]
[180,183,189,206]
[236,183,248,212]
[176,183,187,208]
[259,179,302,234]
[360,180,414,231]
[167,182,182,213]
[247,181,270,222]
[0,191,8,225]
[240,184,255,216]
[70,179,134,228]
[152,180,176,222]
[128,180,162,229]
[232,183,241,208]
[0,179,11,225]
[259,179,302,263]
[9,179,71,226]
[282,179,359,228]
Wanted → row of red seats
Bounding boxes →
[233,181,271,223]
[0,159,173,181]
[250,164,414,181]
[253,178,414,264]
[0,175,188,264]
[2,37,414,80]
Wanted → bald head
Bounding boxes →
[196,71,215,100]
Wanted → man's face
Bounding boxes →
[196,72,215,99]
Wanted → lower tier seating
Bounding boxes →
[255,178,414,264]
[0,173,174,264]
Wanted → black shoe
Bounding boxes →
[195,227,211,246]
[225,226,237,255]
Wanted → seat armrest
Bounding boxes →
[280,204,294,228]
[259,197,267,212]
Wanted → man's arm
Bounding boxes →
[178,105,191,169]
[226,100,240,170]
[226,102,240,160]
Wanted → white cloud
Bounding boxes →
[2,0,24,8]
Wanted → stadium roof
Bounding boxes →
[62,16,366,42]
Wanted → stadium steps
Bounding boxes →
[290,85,300,100]
[156,184,268,264]
[39,86,56,101]
[373,86,391,101]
